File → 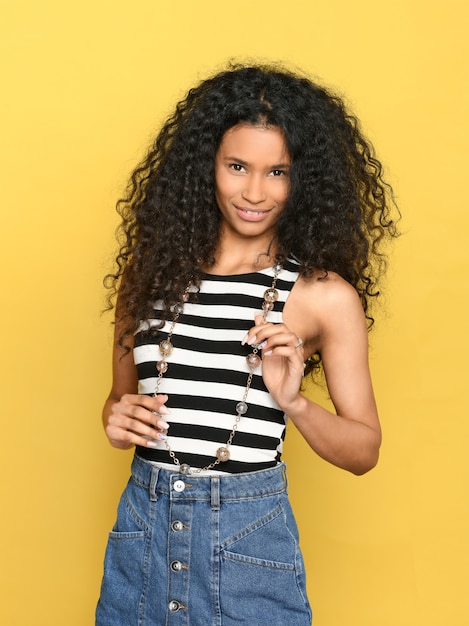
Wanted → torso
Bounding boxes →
[134,259,301,473]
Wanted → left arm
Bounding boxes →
[247,280,381,475]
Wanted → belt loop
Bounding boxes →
[211,476,220,510]
[149,466,159,502]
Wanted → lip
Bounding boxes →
[234,205,273,222]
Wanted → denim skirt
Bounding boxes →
[96,454,312,625]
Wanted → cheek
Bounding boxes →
[215,182,228,210]
[275,182,289,207]
[215,173,236,204]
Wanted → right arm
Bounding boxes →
[102,316,170,450]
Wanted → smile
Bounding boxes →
[235,205,273,221]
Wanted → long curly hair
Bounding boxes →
[106,63,399,369]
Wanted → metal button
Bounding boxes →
[171,520,184,532]
[171,560,183,572]
[168,600,181,612]
[173,480,185,492]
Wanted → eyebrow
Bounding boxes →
[223,155,291,168]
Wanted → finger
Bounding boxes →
[121,393,170,415]
[114,404,167,432]
[262,346,306,374]
[122,412,169,436]
[262,343,304,358]
[257,330,297,350]
[242,322,285,347]
[108,397,169,436]
[242,313,281,346]
[263,335,303,350]
[106,412,169,445]
[120,394,170,422]
[254,314,266,326]
[262,336,305,360]
[107,424,166,450]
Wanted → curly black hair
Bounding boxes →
[106,63,399,370]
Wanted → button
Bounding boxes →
[171,520,184,532]
[168,600,181,612]
[173,480,185,492]
[171,560,183,572]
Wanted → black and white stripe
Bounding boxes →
[135,260,300,473]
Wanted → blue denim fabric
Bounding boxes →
[96,455,312,625]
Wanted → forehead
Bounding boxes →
[218,124,290,161]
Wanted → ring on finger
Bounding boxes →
[295,337,303,348]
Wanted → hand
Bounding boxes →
[104,393,170,450]
[244,315,305,413]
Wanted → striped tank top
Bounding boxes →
[134,259,300,473]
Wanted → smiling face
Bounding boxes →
[214,124,291,249]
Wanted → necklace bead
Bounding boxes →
[246,353,262,369]
[216,447,230,462]
[157,360,169,373]
[159,339,174,356]
[264,288,279,303]
[236,401,248,415]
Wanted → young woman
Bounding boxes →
[96,64,398,625]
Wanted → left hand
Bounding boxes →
[244,315,305,412]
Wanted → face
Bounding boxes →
[214,124,291,245]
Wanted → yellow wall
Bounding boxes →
[1,1,468,624]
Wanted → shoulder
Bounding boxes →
[284,270,366,354]
[296,270,362,314]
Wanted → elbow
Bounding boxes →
[349,433,381,476]
[350,452,379,476]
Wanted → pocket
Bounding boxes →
[110,476,152,536]
[219,496,311,624]
[220,502,296,570]
[96,480,152,625]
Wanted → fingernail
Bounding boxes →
[157,421,169,430]
[157,433,167,441]
[247,334,257,346]
[241,333,249,345]
[258,340,267,349]
[263,350,273,356]
[158,406,170,415]
[146,440,160,448]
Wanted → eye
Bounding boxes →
[229,163,245,172]
[270,169,288,177]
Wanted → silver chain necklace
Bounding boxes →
[153,263,282,475]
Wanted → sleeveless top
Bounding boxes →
[134,259,301,474]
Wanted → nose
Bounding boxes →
[242,174,267,204]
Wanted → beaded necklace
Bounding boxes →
[153,263,282,475]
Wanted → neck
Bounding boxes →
[201,229,280,275]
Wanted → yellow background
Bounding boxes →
[1,1,468,624]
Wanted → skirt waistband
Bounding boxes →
[131,454,288,502]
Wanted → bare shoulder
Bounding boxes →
[295,270,362,316]
[284,271,365,354]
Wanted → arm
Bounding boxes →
[102,314,170,450]
[287,287,381,475]
[247,278,381,475]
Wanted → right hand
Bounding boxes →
[104,393,170,450]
